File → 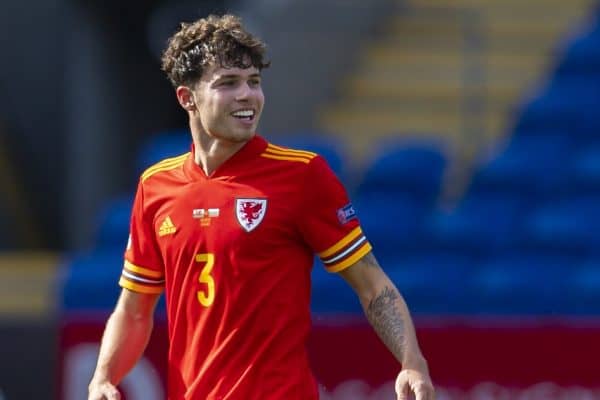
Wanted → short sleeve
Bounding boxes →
[298,156,372,273]
[118,180,165,294]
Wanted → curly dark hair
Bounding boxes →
[161,14,270,88]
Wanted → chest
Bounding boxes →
[151,178,302,257]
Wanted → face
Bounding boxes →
[184,64,264,143]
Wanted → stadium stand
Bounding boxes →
[59,1,600,317]
[317,0,595,160]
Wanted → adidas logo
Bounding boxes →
[158,216,177,237]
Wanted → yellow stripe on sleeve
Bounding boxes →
[142,153,187,173]
[325,242,373,273]
[318,227,363,258]
[124,260,164,279]
[141,153,189,181]
[266,144,317,158]
[119,277,164,294]
[142,160,187,182]
[260,153,312,164]
[143,153,188,173]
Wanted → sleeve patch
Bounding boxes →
[337,203,357,225]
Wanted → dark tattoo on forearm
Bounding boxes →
[366,286,406,362]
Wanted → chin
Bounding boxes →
[232,130,256,142]
[212,124,256,143]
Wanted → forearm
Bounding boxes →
[360,281,427,371]
[91,307,154,385]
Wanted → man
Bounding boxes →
[88,14,435,400]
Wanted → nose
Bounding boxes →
[235,82,254,102]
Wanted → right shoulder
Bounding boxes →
[139,152,190,184]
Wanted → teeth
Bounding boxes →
[232,110,254,117]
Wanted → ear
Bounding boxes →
[176,86,197,111]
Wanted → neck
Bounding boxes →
[192,130,248,176]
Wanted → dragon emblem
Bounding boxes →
[236,198,267,232]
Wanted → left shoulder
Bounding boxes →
[259,141,321,167]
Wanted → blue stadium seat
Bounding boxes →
[518,16,600,143]
[385,253,475,314]
[356,140,447,203]
[136,130,191,173]
[513,67,600,145]
[470,133,572,198]
[511,80,589,136]
[469,252,577,314]
[568,258,600,314]
[356,193,427,257]
[555,20,600,78]
[517,195,600,254]
[94,194,133,250]
[354,140,447,256]
[569,145,600,193]
[424,192,526,255]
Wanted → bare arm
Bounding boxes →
[88,288,160,399]
[339,252,434,399]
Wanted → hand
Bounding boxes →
[88,381,121,400]
[395,368,435,400]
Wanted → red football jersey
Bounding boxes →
[119,135,372,399]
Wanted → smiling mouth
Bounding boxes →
[231,109,255,121]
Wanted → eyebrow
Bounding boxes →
[215,73,261,80]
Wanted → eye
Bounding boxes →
[220,80,235,87]
[248,78,261,87]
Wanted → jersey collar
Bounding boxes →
[184,135,268,180]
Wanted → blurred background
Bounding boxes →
[2,0,600,398]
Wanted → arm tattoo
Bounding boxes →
[365,286,406,362]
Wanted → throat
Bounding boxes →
[193,139,246,176]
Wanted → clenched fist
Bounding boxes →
[395,368,435,400]
[88,381,121,400]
